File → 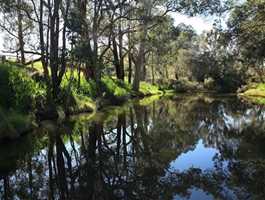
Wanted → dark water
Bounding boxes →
[1,94,265,200]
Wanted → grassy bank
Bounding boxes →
[239,83,265,104]
[0,62,164,139]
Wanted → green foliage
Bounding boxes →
[61,70,98,98]
[228,0,265,66]
[0,64,45,112]
[68,94,95,114]
[139,82,162,96]
[61,71,132,100]
[101,77,131,98]
[257,83,265,91]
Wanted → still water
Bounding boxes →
[0,94,265,200]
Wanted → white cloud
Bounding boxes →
[170,13,213,34]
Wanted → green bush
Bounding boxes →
[139,82,162,95]
[101,77,131,98]
[0,64,45,112]
[61,71,98,98]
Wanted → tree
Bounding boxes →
[130,0,233,91]
[227,0,265,81]
[0,0,33,64]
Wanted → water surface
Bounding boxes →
[0,94,265,200]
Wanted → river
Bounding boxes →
[0,94,265,200]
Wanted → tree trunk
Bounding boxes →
[133,26,148,91]
[133,0,150,91]
[128,0,133,84]
[49,0,61,98]
[112,35,123,80]
[151,52,155,84]
[17,0,25,64]
[128,50,132,84]
[39,0,49,82]
[118,7,125,81]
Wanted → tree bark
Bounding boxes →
[133,0,150,91]
[17,0,25,64]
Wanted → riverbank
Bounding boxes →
[238,83,265,105]
[0,62,165,140]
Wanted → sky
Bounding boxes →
[0,33,4,53]
[171,13,214,34]
[0,14,213,54]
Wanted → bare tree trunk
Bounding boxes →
[133,0,150,91]
[39,0,49,82]
[118,3,125,81]
[128,0,133,84]
[128,38,133,83]
[133,25,148,91]
[151,52,155,84]
[17,0,25,64]
[49,0,60,97]
[112,35,122,79]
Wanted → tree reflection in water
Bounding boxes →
[0,95,265,200]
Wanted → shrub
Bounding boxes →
[0,64,45,112]
[101,77,131,98]
[61,71,98,98]
[139,82,162,95]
